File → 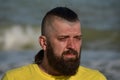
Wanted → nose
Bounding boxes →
[67,38,75,49]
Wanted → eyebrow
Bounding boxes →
[57,35,69,38]
[57,34,83,38]
[75,35,83,37]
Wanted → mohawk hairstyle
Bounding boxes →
[41,7,79,36]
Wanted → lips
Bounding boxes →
[63,53,76,59]
[62,49,78,60]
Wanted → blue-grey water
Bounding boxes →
[0,0,120,30]
[0,50,120,80]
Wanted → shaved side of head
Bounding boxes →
[41,7,79,38]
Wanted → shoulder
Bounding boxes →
[74,66,107,80]
[78,66,99,73]
[7,64,36,74]
[2,64,37,80]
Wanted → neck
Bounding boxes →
[38,55,61,76]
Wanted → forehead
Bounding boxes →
[51,18,81,36]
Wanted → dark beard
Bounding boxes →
[46,41,81,76]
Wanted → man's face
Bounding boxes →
[46,18,82,75]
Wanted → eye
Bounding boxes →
[74,36,82,40]
[58,37,67,41]
[57,36,68,41]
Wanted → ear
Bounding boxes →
[39,36,47,50]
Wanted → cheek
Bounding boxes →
[75,40,82,52]
[51,41,67,56]
[78,41,82,52]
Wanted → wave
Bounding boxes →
[0,25,41,50]
[1,25,119,51]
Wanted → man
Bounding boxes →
[2,7,107,80]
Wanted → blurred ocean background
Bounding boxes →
[0,0,120,80]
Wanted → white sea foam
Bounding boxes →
[0,25,40,50]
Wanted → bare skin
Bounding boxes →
[39,16,82,76]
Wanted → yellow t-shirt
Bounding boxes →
[2,64,106,80]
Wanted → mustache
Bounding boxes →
[62,49,78,55]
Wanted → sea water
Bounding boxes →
[0,0,119,30]
[0,50,120,80]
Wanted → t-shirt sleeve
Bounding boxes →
[96,71,107,80]
[1,71,14,80]
[1,73,9,80]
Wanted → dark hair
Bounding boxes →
[35,50,44,64]
[35,7,79,64]
[41,7,79,35]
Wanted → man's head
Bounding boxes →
[38,7,82,76]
